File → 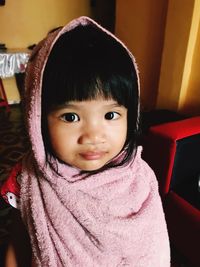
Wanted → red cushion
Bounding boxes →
[142,116,200,197]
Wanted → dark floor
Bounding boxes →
[0,105,29,266]
[0,105,29,182]
[0,105,194,267]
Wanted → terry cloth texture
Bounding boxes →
[20,16,170,266]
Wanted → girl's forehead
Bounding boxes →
[62,98,124,108]
[49,98,127,113]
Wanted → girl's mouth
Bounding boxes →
[80,151,107,160]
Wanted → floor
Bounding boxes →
[0,105,195,267]
[0,104,29,182]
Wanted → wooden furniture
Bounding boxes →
[0,49,29,113]
[0,77,10,112]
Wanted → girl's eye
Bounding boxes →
[60,113,79,122]
[105,112,120,120]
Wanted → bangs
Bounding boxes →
[42,24,137,112]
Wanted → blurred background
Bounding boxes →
[0,0,200,116]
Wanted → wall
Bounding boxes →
[157,0,200,116]
[116,0,200,115]
[115,0,168,111]
[182,17,200,115]
[91,0,116,32]
[0,0,93,49]
[0,0,93,102]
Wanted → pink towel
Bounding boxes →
[20,16,170,266]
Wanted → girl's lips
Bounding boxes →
[80,151,106,160]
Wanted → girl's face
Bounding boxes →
[47,97,127,171]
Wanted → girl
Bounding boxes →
[1,17,170,266]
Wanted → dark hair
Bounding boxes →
[42,24,140,175]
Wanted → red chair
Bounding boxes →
[142,116,200,267]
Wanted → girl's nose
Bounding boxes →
[78,124,106,145]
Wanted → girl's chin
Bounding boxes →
[74,160,108,172]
